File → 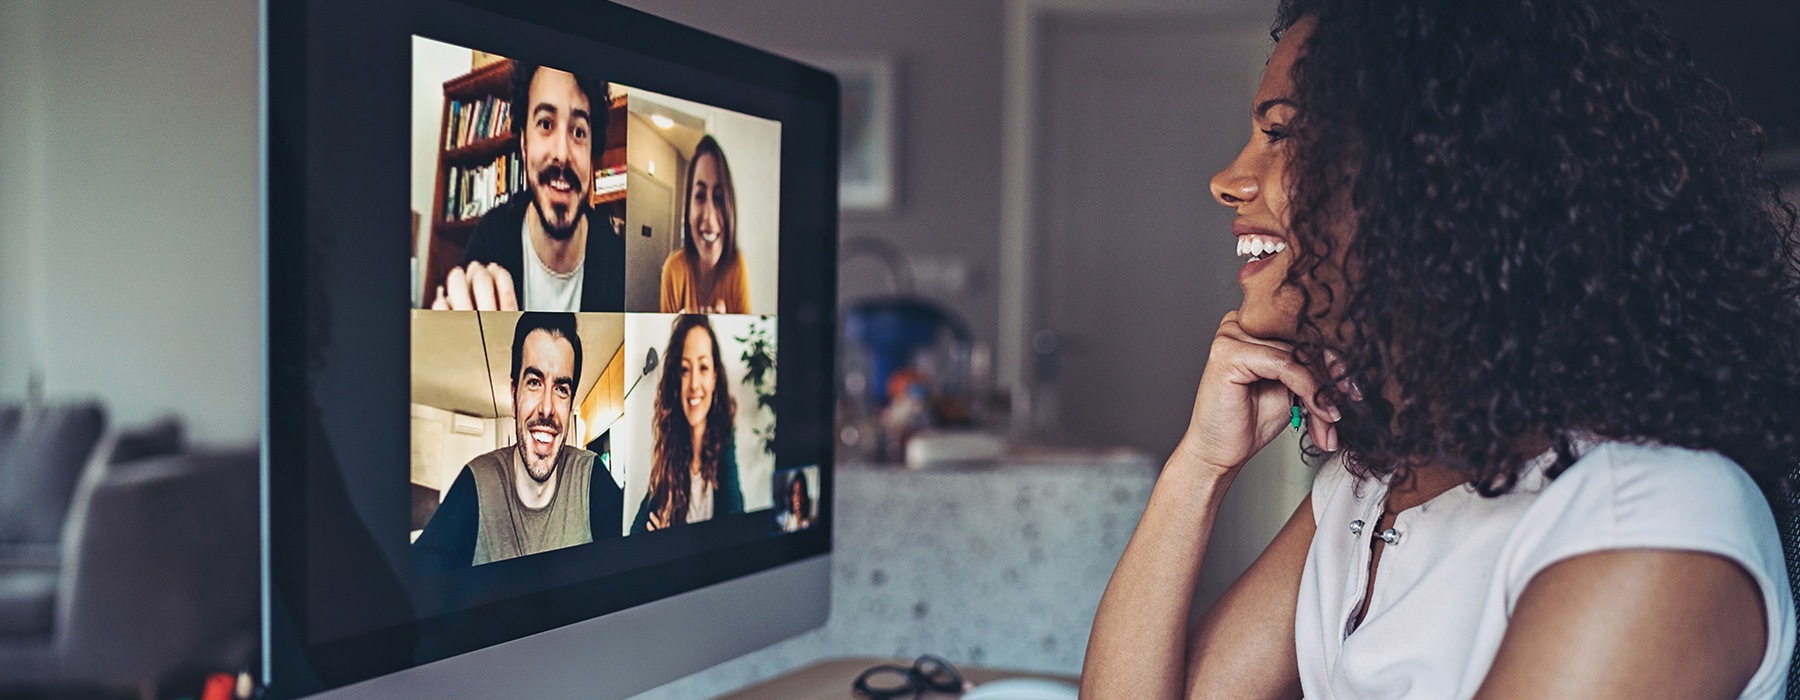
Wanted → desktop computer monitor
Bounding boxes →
[263,0,839,696]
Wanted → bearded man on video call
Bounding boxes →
[432,63,625,312]
[412,313,624,570]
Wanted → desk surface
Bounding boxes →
[714,657,1080,700]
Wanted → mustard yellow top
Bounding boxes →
[660,251,751,314]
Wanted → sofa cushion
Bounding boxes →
[0,566,57,637]
[109,417,184,466]
[0,403,106,545]
[0,406,20,467]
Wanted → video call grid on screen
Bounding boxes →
[407,35,806,573]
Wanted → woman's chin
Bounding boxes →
[1237,304,1298,342]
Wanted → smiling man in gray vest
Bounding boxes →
[413,312,623,570]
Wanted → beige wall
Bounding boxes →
[626,112,686,194]
[410,403,505,495]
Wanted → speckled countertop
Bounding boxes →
[627,455,1161,700]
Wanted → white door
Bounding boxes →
[625,166,677,311]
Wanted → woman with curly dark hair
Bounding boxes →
[632,315,744,532]
[1084,0,1800,697]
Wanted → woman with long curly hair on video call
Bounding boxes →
[1083,0,1800,698]
[633,315,744,532]
[661,135,751,314]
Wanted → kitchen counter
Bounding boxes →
[627,453,1161,700]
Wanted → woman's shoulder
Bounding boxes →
[1545,441,1770,533]
[1512,440,1786,593]
[1506,441,1794,696]
[662,250,688,274]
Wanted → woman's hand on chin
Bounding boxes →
[1174,310,1340,480]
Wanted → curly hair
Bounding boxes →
[645,315,737,525]
[1271,0,1800,496]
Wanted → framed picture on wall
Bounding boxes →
[801,55,899,214]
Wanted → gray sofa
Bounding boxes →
[0,402,257,694]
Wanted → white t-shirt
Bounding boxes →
[687,471,715,524]
[1297,441,1794,699]
[520,224,583,312]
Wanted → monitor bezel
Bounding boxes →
[264,0,839,693]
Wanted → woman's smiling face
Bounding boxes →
[688,151,730,268]
[680,325,717,431]
[1210,17,1320,341]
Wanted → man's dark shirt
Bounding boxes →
[412,448,625,572]
[462,193,625,311]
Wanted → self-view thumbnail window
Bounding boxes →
[772,465,820,534]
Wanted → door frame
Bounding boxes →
[996,0,1272,401]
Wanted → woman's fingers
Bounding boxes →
[1216,335,1341,451]
[1181,310,1345,473]
[1217,338,1335,418]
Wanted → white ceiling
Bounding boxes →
[627,95,705,158]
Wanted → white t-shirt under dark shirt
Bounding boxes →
[687,472,715,524]
[520,223,583,312]
[1298,441,1795,699]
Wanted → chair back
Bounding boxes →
[0,403,105,546]
[1770,486,1800,698]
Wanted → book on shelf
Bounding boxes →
[443,95,513,151]
[442,151,525,223]
[593,165,627,197]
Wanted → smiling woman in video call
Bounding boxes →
[1083,0,1800,698]
[660,135,752,314]
[633,315,745,532]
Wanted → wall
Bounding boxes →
[617,0,1007,347]
[0,0,262,445]
[410,38,476,259]
[0,1,49,402]
[625,113,684,194]
[409,403,503,495]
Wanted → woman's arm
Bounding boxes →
[1474,549,1767,699]
[1082,311,1339,699]
[1183,494,1313,699]
[629,493,655,534]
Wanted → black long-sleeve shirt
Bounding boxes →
[411,454,624,573]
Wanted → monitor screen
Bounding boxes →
[265,0,838,695]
